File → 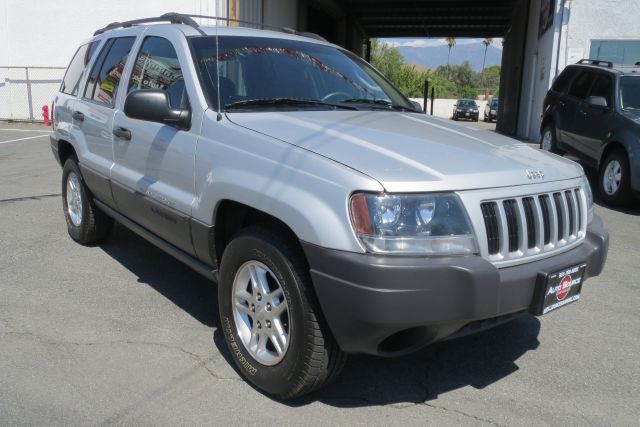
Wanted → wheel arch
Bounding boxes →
[599,140,627,168]
[212,199,308,269]
[57,139,77,165]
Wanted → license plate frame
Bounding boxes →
[531,263,587,315]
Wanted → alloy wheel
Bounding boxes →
[232,260,290,366]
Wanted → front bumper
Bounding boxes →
[457,111,478,119]
[303,215,608,356]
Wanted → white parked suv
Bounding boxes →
[50,14,609,399]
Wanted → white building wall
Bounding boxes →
[0,0,225,120]
[564,0,640,66]
[0,0,225,67]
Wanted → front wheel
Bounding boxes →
[599,150,633,206]
[540,124,564,155]
[218,227,345,399]
[62,157,113,245]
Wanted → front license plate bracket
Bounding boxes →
[530,263,587,315]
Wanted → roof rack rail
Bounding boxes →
[93,12,327,42]
[94,13,203,35]
[184,14,327,41]
[577,58,613,68]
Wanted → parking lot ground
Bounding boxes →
[1,122,640,426]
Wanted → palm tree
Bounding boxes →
[481,38,493,96]
[446,37,456,79]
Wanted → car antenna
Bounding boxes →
[215,17,222,121]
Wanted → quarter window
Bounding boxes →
[128,37,187,109]
[83,37,136,106]
[61,40,101,96]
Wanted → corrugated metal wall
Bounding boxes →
[240,0,263,27]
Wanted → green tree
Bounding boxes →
[445,37,456,79]
[481,38,494,93]
[369,38,500,100]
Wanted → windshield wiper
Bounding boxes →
[339,98,416,112]
[225,98,357,111]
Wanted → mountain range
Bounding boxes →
[395,42,503,71]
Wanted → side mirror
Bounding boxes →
[586,96,608,109]
[411,100,423,112]
[124,90,191,130]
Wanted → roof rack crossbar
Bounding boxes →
[93,12,327,41]
[577,58,613,68]
[94,13,202,35]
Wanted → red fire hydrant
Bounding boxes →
[42,105,50,126]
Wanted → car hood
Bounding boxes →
[621,110,640,124]
[227,111,583,192]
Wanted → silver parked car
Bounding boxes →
[51,14,608,399]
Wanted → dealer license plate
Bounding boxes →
[532,264,586,315]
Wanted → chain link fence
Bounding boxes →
[0,66,66,122]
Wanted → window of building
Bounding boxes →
[591,40,640,65]
[128,37,187,109]
[83,37,136,106]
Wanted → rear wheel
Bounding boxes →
[540,124,564,155]
[599,150,632,206]
[218,227,345,399]
[62,157,113,244]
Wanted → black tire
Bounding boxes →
[599,150,633,206]
[62,157,113,245]
[453,114,458,121]
[218,227,346,399]
[540,124,564,155]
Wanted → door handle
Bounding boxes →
[113,127,131,140]
[72,111,84,121]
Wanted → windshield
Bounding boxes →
[189,36,417,112]
[490,99,499,107]
[620,76,640,111]
[458,100,477,108]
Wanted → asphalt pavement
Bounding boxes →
[1,122,639,426]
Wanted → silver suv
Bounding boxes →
[51,14,608,399]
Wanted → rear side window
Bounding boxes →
[568,71,595,100]
[128,36,187,109]
[83,37,136,106]
[60,41,101,96]
[589,74,613,107]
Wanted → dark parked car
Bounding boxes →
[484,97,499,122]
[541,59,640,205]
[452,99,479,121]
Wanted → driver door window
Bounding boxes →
[128,36,188,109]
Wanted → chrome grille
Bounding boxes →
[480,188,586,261]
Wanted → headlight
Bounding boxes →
[580,175,594,224]
[349,192,477,255]
[491,109,496,113]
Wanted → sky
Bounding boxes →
[381,38,503,50]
